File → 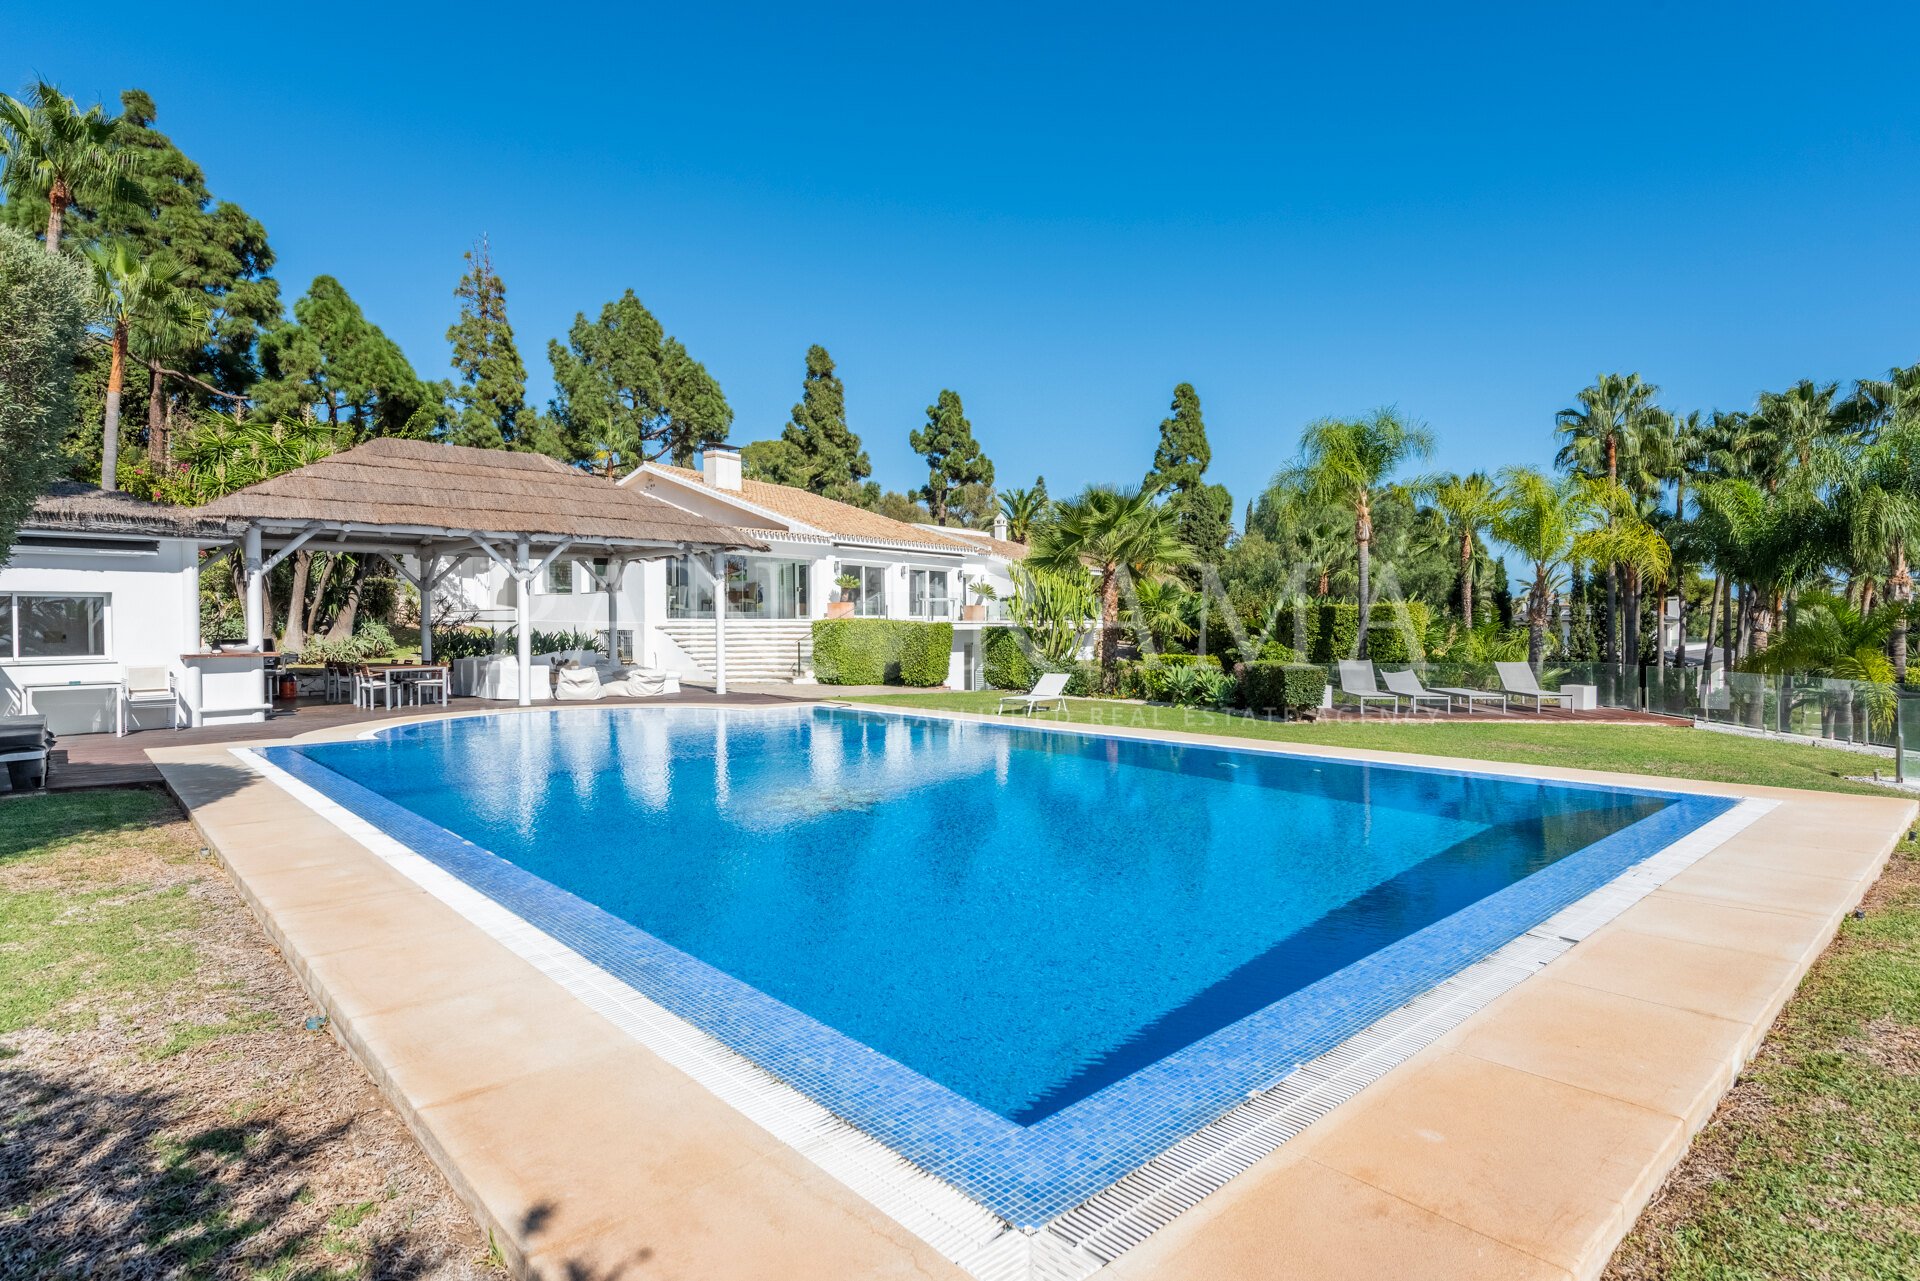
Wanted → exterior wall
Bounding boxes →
[0,535,202,733]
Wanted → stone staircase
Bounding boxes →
[656,620,814,683]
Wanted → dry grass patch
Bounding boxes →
[0,788,503,1280]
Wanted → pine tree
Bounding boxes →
[1143,382,1232,563]
[776,345,869,501]
[910,389,993,524]
[445,238,534,449]
[255,276,436,439]
[545,289,730,466]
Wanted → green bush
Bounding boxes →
[1303,602,1432,664]
[1063,660,1102,696]
[430,626,497,659]
[896,622,954,687]
[983,626,1043,691]
[0,228,90,567]
[813,619,953,686]
[1240,661,1327,714]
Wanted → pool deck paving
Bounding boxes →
[148,703,1915,1281]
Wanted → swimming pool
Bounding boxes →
[259,705,1736,1225]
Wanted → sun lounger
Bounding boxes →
[1496,660,1575,711]
[997,671,1070,716]
[1336,660,1398,716]
[1380,668,1450,714]
[1427,683,1510,713]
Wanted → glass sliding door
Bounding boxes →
[667,555,812,619]
[908,569,951,620]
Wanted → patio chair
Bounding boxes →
[1425,679,1510,713]
[1380,668,1450,714]
[352,665,394,710]
[401,666,448,706]
[120,666,180,735]
[1335,660,1398,716]
[553,664,604,702]
[1495,661,1575,712]
[997,671,1070,716]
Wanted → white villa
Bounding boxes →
[443,447,1026,689]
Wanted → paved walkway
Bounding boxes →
[151,707,1914,1281]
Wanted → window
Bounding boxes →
[843,564,887,617]
[3,594,108,660]
[544,559,574,594]
[667,556,811,619]
[908,569,951,620]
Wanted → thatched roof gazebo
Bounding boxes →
[198,438,772,702]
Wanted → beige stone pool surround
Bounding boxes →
[152,702,1914,1280]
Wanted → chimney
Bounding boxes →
[992,512,1009,541]
[702,446,742,492]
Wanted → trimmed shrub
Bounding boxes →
[813,619,953,686]
[1240,661,1327,714]
[1063,660,1102,697]
[1304,602,1432,664]
[982,626,1043,691]
[1257,639,1299,663]
[896,622,954,687]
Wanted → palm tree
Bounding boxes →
[85,242,201,491]
[1832,413,1920,682]
[998,485,1048,543]
[1659,410,1708,666]
[1427,472,1500,628]
[1030,485,1192,678]
[1747,591,1899,740]
[1573,482,1672,663]
[1751,379,1851,487]
[1492,468,1592,669]
[1284,409,1433,656]
[1555,373,1671,661]
[0,81,141,254]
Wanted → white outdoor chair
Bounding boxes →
[402,667,449,706]
[1336,661,1398,716]
[997,671,1070,716]
[1496,661,1575,712]
[553,665,605,701]
[120,666,180,735]
[352,666,394,710]
[1380,668,1450,714]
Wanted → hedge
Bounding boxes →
[1303,602,1432,664]
[982,626,1041,691]
[1240,661,1328,714]
[812,619,953,686]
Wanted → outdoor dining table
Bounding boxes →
[361,662,450,707]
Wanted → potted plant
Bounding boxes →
[963,580,996,621]
[828,572,861,619]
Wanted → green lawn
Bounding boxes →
[843,691,1907,796]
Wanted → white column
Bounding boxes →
[605,557,624,663]
[515,538,533,708]
[242,525,265,650]
[418,554,438,664]
[712,551,728,696]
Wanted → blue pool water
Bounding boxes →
[284,706,1698,1131]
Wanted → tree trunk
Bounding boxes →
[1700,576,1721,690]
[1459,528,1474,629]
[1622,568,1640,668]
[146,361,166,462]
[1527,567,1550,670]
[1355,494,1372,659]
[1728,580,1743,676]
[1604,566,1618,663]
[1670,581,1685,668]
[44,180,69,254]
[305,553,337,634]
[1097,568,1121,676]
[1891,543,1912,687]
[102,326,126,492]
[282,551,312,653]
[324,558,372,642]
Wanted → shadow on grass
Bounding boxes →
[0,1062,443,1280]
[0,760,261,868]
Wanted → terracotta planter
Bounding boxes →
[827,601,855,619]
[962,604,988,621]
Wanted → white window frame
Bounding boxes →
[840,563,889,618]
[2,591,113,664]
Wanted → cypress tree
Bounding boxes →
[910,389,993,524]
[545,289,730,467]
[445,238,535,449]
[778,345,869,501]
[1144,382,1232,563]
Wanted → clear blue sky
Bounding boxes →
[12,3,1920,513]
